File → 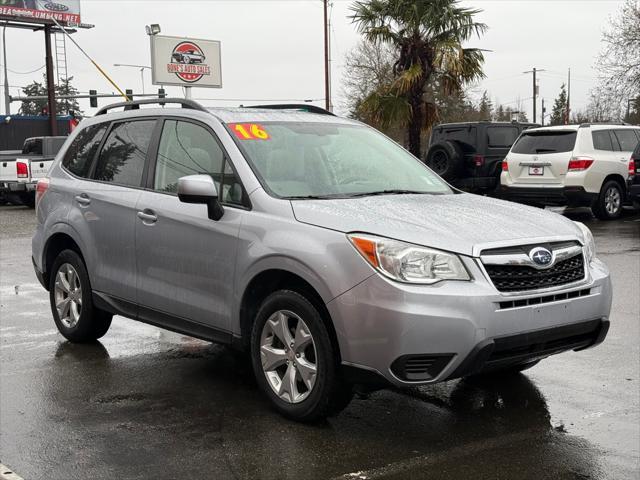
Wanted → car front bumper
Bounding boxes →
[328,256,612,387]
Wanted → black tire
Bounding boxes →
[250,290,353,422]
[592,180,624,220]
[424,141,464,181]
[49,249,112,343]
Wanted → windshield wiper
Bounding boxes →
[345,189,429,198]
[286,194,342,200]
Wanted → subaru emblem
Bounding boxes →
[529,247,553,267]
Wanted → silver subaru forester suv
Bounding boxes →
[32,99,612,421]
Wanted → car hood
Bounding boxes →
[291,193,583,256]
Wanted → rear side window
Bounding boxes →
[592,130,614,151]
[62,124,108,178]
[93,120,156,187]
[511,131,577,154]
[613,130,640,152]
[487,126,518,148]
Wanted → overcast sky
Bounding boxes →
[0,0,626,121]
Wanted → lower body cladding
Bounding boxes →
[328,258,612,388]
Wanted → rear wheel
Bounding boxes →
[425,141,464,181]
[49,249,112,343]
[593,180,623,220]
[250,290,353,421]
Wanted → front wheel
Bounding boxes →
[49,249,113,343]
[593,180,624,220]
[250,290,353,421]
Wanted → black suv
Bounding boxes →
[425,121,539,192]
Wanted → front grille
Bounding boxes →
[498,288,591,309]
[485,253,585,292]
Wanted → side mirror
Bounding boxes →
[177,174,224,221]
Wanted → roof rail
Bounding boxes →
[95,98,208,116]
[579,122,630,128]
[244,104,335,116]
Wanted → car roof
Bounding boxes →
[206,107,358,125]
[88,99,360,127]
[434,121,538,128]
[523,124,640,133]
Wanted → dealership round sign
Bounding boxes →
[169,41,210,83]
[151,35,222,88]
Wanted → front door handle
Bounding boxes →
[74,194,91,206]
[137,209,158,224]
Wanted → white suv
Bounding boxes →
[501,124,639,219]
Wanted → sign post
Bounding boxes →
[150,35,222,95]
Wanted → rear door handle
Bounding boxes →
[137,209,158,224]
[74,194,91,206]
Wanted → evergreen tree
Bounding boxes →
[549,84,568,125]
[20,75,81,116]
[477,90,493,120]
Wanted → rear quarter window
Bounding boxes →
[62,123,109,178]
[511,131,577,155]
[487,126,519,148]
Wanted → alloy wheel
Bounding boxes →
[260,310,318,404]
[54,263,82,329]
[604,186,621,215]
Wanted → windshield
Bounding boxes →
[228,122,452,198]
[511,130,577,155]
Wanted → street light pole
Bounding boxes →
[323,0,331,112]
[113,64,151,95]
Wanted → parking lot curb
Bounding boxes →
[0,463,24,480]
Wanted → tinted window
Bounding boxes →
[487,126,518,148]
[511,131,577,154]
[62,124,108,178]
[94,120,156,186]
[613,130,640,152]
[154,120,224,192]
[592,130,614,151]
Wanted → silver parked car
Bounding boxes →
[32,99,612,421]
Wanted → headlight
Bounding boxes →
[575,222,596,263]
[348,234,470,284]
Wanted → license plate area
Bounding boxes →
[528,165,544,176]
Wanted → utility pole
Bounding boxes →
[44,25,57,136]
[524,67,545,123]
[2,24,9,115]
[541,98,545,126]
[323,0,331,112]
[566,68,571,125]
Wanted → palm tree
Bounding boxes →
[350,0,487,157]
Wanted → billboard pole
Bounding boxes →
[44,24,57,135]
[2,24,10,115]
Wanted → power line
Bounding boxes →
[0,64,46,75]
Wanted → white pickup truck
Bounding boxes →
[0,136,66,207]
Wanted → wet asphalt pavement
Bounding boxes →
[0,205,638,480]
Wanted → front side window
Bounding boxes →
[487,126,518,148]
[153,120,244,205]
[592,130,614,151]
[62,123,108,178]
[511,130,577,155]
[230,122,451,199]
[93,120,156,187]
[613,129,640,152]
